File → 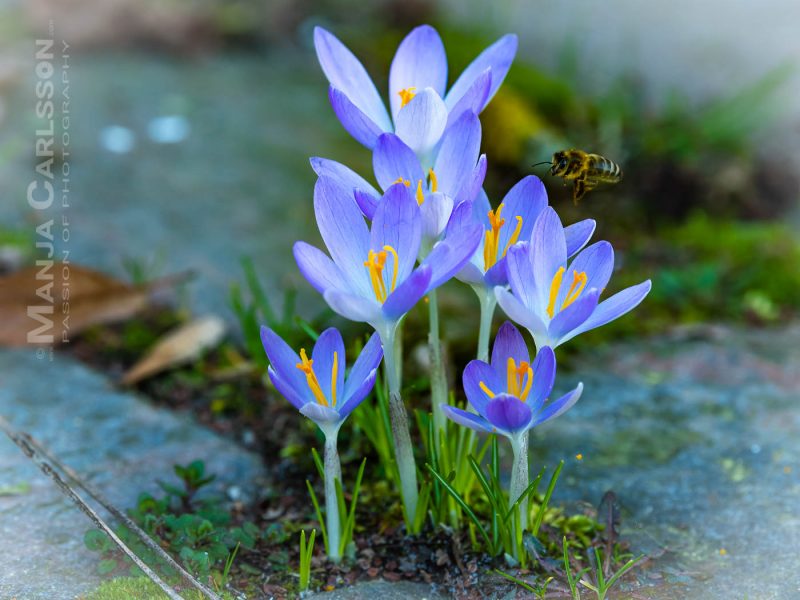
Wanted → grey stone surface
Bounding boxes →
[311,580,448,600]
[0,348,265,600]
[0,50,369,322]
[530,324,800,600]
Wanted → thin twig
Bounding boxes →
[12,423,221,600]
[0,415,221,600]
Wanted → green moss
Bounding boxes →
[81,576,235,600]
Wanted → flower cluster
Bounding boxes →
[259,25,651,561]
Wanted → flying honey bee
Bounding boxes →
[534,149,623,204]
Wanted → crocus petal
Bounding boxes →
[556,241,613,309]
[354,189,379,220]
[490,321,530,379]
[382,265,432,320]
[456,154,488,206]
[323,289,381,325]
[268,367,308,411]
[394,88,448,156]
[495,286,548,340]
[419,192,454,240]
[534,382,583,426]
[484,255,509,287]
[311,328,346,404]
[456,260,485,286]
[373,134,424,190]
[548,288,601,343]
[389,25,447,119]
[344,333,383,400]
[443,196,478,241]
[560,280,652,345]
[444,68,491,131]
[564,218,596,258]
[530,208,567,315]
[423,223,483,290]
[445,34,518,112]
[329,86,385,149]
[337,368,378,419]
[293,241,347,296]
[499,176,547,252]
[441,404,494,433]
[260,327,306,392]
[506,243,538,308]
[433,111,481,198]
[300,402,342,424]
[314,176,372,295]
[371,183,422,282]
[472,187,492,228]
[527,346,555,410]
[310,157,380,200]
[463,359,501,417]
[486,393,532,434]
[314,27,392,131]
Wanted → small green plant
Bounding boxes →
[427,436,564,568]
[562,536,644,600]
[85,461,257,583]
[298,529,316,593]
[494,569,553,598]
[158,460,216,512]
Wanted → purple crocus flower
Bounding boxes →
[496,207,652,350]
[311,110,486,244]
[293,176,482,339]
[454,176,596,290]
[260,326,382,433]
[260,325,382,562]
[442,322,583,439]
[314,24,517,156]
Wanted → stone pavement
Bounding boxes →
[0,348,265,600]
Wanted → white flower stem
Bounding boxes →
[475,289,497,363]
[380,325,419,530]
[509,432,530,533]
[323,429,342,563]
[427,288,447,438]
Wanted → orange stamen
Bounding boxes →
[398,87,417,108]
[296,349,329,407]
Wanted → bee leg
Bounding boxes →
[573,179,586,205]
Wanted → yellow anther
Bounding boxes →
[428,168,438,193]
[416,180,425,205]
[383,245,399,294]
[398,87,417,108]
[547,267,588,318]
[330,351,338,408]
[505,358,533,400]
[479,381,496,398]
[518,362,533,401]
[296,349,329,407]
[394,177,411,187]
[506,357,519,397]
[363,245,400,304]
[562,270,588,310]
[483,204,506,271]
[547,266,566,318]
[501,216,523,257]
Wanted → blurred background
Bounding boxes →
[1,0,799,357]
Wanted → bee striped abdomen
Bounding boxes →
[587,154,622,182]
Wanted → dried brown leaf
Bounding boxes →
[121,316,226,385]
[0,263,153,347]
